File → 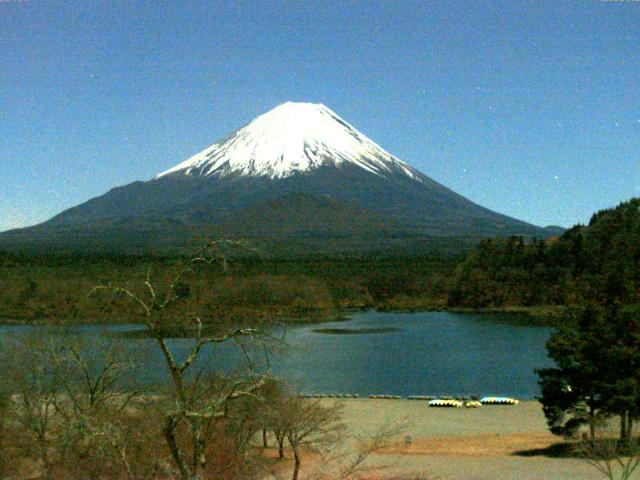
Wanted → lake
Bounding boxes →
[273,311,554,399]
[1,311,554,399]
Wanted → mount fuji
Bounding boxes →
[1,102,562,254]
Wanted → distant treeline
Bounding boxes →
[2,198,638,324]
[0,252,457,323]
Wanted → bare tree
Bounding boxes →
[0,386,8,477]
[1,328,162,480]
[48,333,141,417]
[284,397,344,480]
[93,240,273,480]
[309,419,407,480]
[263,399,405,480]
[579,422,640,480]
[326,421,406,480]
[256,378,290,459]
[48,332,160,480]
[2,332,60,480]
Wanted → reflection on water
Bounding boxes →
[311,326,402,335]
[0,311,554,399]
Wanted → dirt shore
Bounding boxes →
[309,399,606,480]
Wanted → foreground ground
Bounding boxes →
[283,399,607,480]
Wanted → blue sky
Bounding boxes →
[1,0,639,232]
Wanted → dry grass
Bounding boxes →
[303,400,603,480]
[383,432,558,457]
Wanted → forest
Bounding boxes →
[1,198,638,326]
[0,251,457,325]
[449,198,640,310]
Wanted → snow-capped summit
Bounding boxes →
[156,101,419,180]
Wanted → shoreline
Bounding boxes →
[0,304,564,327]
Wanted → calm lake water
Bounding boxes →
[1,311,554,399]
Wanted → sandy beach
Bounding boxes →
[305,399,606,480]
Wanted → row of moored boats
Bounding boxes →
[298,393,519,407]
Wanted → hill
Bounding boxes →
[448,198,640,308]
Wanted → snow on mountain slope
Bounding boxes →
[156,102,420,180]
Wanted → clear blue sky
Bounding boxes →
[2,0,639,232]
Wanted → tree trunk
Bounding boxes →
[41,444,53,480]
[589,398,595,440]
[193,423,206,480]
[627,416,634,440]
[278,436,284,459]
[164,415,191,480]
[620,411,629,442]
[34,434,53,480]
[263,428,268,448]
[291,445,301,480]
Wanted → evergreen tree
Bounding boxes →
[537,304,640,440]
[537,305,604,438]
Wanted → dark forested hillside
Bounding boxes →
[448,198,640,308]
